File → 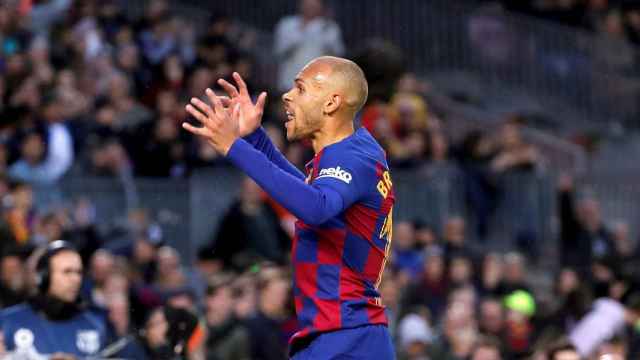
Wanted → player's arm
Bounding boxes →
[226,139,361,225]
[182,86,360,224]
[242,127,305,180]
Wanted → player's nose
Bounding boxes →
[282,90,292,103]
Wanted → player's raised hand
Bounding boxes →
[217,72,267,137]
[183,88,241,156]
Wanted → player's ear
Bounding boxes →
[323,94,341,115]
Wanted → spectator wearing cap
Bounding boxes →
[397,313,434,360]
[503,290,536,357]
[204,273,251,360]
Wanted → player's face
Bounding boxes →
[48,250,83,303]
[282,62,329,141]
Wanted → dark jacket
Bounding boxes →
[206,317,251,360]
[559,189,614,273]
[205,200,290,269]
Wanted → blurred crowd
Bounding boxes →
[490,0,640,41]
[0,0,637,359]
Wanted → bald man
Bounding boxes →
[183,56,396,359]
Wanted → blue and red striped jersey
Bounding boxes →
[289,127,395,343]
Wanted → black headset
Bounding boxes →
[36,240,78,293]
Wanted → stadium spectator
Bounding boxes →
[379,270,402,336]
[203,177,291,270]
[106,292,132,338]
[546,340,581,360]
[116,305,206,360]
[397,312,434,360]
[86,249,116,308]
[442,216,474,263]
[0,182,35,251]
[274,0,345,92]
[7,100,74,186]
[392,221,424,281]
[430,300,478,359]
[558,174,614,274]
[478,298,505,340]
[500,252,532,295]
[245,266,292,360]
[204,273,251,360]
[477,253,504,297]
[594,9,637,72]
[470,336,502,360]
[490,117,542,175]
[0,248,28,308]
[402,249,448,318]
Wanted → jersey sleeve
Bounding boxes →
[312,146,367,211]
[226,139,360,225]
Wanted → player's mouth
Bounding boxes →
[284,104,296,123]
[284,107,295,123]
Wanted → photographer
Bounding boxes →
[112,305,206,360]
[0,241,109,359]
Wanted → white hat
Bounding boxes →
[399,313,434,348]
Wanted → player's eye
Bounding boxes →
[298,85,304,94]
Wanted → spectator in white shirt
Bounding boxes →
[274,0,345,92]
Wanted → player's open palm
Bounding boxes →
[217,72,267,137]
[183,88,241,156]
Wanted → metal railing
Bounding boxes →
[36,166,554,263]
